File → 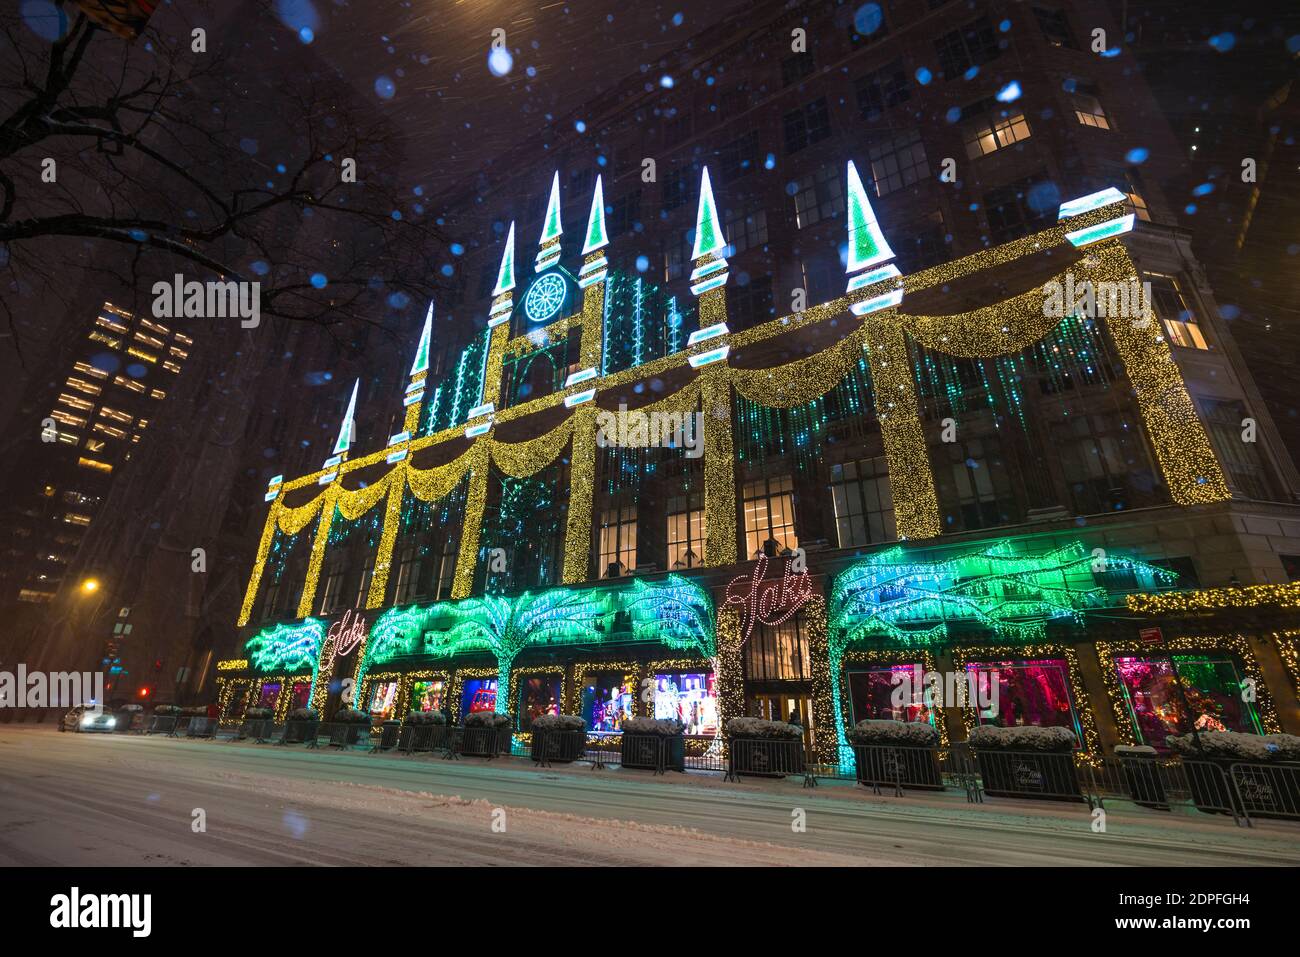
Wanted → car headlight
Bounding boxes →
[105,717,116,727]
[80,715,95,726]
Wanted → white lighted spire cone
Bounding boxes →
[493,222,517,298]
[845,159,896,273]
[333,378,359,457]
[535,172,564,273]
[582,175,609,254]
[691,167,726,261]
[410,301,433,377]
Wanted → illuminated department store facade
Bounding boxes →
[217,167,1300,764]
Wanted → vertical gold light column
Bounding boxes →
[864,318,941,540]
[701,365,738,566]
[451,443,491,599]
[365,469,405,609]
[295,483,340,618]
[562,403,598,584]
[237,502,280,626]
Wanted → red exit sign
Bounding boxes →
[1139,626,1164,645]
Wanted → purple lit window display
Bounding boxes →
[964,659,1082,747]
[256,681,281,710]
[367,680,399,721]
[581,673,635,733]
[847,664,937,726]
[460,677,497,717]
[518,675,562,731]
[1113,655,1263,752]
[289,680,311,711]
[653,672,718,736]
[410,679,445,713]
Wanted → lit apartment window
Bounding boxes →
[93,422,127,439]
[173,332,193,346]
[1070,82,1111,130]
[666,493,706,569]
[96,315,129,334]
[114,375,146,393]
[162,360,182,374]
[599,504,637,577]
[103,303,134,320]
[50,410,87,428]
[140,317,171,336]
[63,512,93,526]
[136,418,149,430]
[792,165,845,228]
[1200,398,1272,500]
[169,346,189,360]
[743,475,798,559]
[83,438,106,453]
[133,331,166,350]
[830,457,896,547]
[935,16,1002,80]
[1145,273,1209,350]
[99,406,134,424]
[73,361,109,379]
[962,98,1032,159]
[126,347,157,364]
[57,432,79,445]
[18,589,56,603]
[866,129,930,197]
[88,331,121,349]
[77,457,113,474]
[1126,189,1151,222]
[66,377,103,396]
[57,393,95,412]
[149,388,167,400]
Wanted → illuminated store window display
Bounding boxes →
[289,680,312,712]
[964,659,1082,746]
[256,681,281,710]
[518,674,562,730]
[1113,655,1263,751]
[367,680,399,721]
[654,671,718,736]
[460,677,498,717]
[847,664,937,726]
[581,673,636,733]
[410,679,445,713]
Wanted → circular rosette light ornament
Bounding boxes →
[524,273,567,324]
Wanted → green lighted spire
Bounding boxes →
[332,378,359,456]
[492,221,516,297]
[582,174,609,254]
[846,160,896,272]
[410,301,433,376]
[691,166,726,261]
[539,171,563,245]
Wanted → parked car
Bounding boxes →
[60,705,117,733]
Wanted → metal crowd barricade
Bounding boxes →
[968,748,1086,803]
[185,717,218,739]
[145,715,178,736]
[276,719,319,745]
[1230,762,1300,824]
[724,737,806,782]
[232,717,275,743]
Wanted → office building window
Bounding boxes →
[743,475,798,559]
[744,616,812,681]
[866,128,930,197]
[1200,398,1272,501]
[731,277,774,327]
[599,504,637,577]
[667,493,706,569]
[962,97,1032,159]
[855,59,910,120]
[983,174,1055,243]
[1145,273,1209,350]
[792,165,844,228]
[781,52,814,87]
[317,552,346,615]
[1069,81,1111,129]
[1033,7,1078,48]
[725,204,768,254]
[663,114,692,148]
[717,130,760,182]
[783,98,831,154]
[935,16,1002,80]
[830,457,896,547]
[607,190,641,237]
[662,167,696,211]
[896,210,951,272]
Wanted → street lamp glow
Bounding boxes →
[80,578,100,594]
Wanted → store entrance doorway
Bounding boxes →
[750,693,814,753]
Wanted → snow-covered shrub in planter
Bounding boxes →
[1167,731,1300,819]
[967,726,1081,801]
[726,718,805,777]
[621,717,686,771]
[530,714,587,763]
[724,717,802,740]
[849,720,942,790]
[153,705,181,716]
[459,710,512,756]
[244,707,273,720]
[967,725,1076,752]
[407,711,447,725]
[332,707,371,724]
[288,708,319,722]
[180,705,209,717]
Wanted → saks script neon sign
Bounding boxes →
[328,610,368,658]
[723,554,813,640]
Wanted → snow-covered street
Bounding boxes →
[1,726,1297,866]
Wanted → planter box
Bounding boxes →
[327,723,370,748]
[457,726,512,758]
[185,717,218,739]
[620,733,685,772]
[280,719,319,744]
[530,728,586,764]
[728,737,805,778]
[973,749,1083,802]
[852,743,943,790]
[112,711,142,733]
